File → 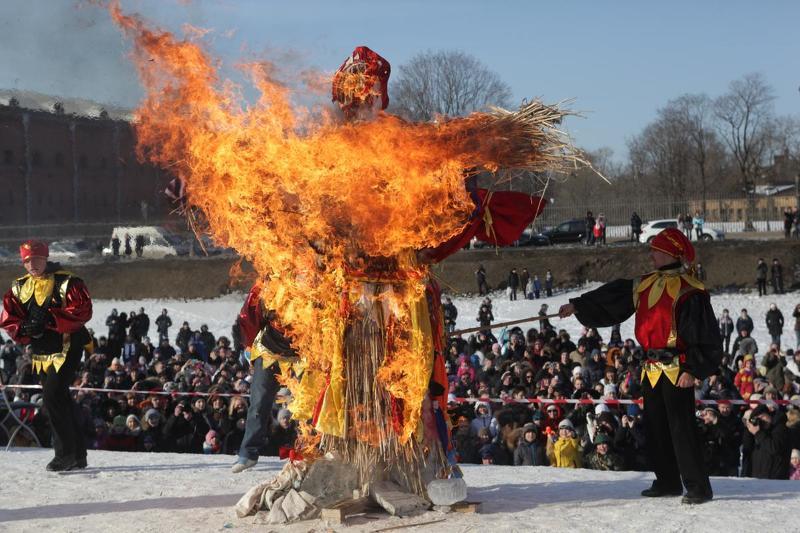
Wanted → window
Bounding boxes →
[2,149,12,165]
[570,222,584,232]
[557,223,570,232]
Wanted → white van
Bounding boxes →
[101,226,182,259]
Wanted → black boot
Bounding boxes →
[681,493,713,505]
[46,456,79,472]
[641,483,682,497]
[76,456,87,469]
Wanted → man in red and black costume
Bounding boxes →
[559,228,721,504]
[0,240,93,471]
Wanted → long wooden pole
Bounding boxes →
[449,312,562,337]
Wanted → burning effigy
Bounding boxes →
[111,3,589,524]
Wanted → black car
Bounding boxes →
[539,219,587,245]
[515,229,551,247]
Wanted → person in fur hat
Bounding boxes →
[560,228,721,504]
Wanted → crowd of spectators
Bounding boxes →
[1,308,296,458]
[1,296,799,481]
[445,296,800,480]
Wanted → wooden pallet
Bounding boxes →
[450,500,481,513]
[320,497,377,525]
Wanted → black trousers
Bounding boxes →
[722,334,731,354]
[642,375,712,497]
[757,279,767,296]
[41,344,86,461]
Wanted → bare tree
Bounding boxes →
[714,73,776,230]
[627,104,693,209]
[391,50,512,121]
[671,94,726,213]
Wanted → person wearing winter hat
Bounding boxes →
[0,239,94,471]
[560,227,720,504]
[125,414,142,437]
[514,423,544,466]
[790,449,800,481]
[203,430,222,454]
[546,418,581,468]
[587,432,624,471]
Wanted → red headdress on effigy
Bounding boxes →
[650,227,695,264]
[19,240,49,262]
[331,46,391,112]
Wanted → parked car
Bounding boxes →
[0,245,15,263]
[48,240,94,262]
[538,218,587,245]
[515,228,551,247]
[638,219,725,243]
[101,227,181,259]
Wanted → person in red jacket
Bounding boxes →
[0,240,93,471]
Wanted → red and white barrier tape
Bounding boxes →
[1,383,797,408]
[448,396,800,407]
[0,383,268,401]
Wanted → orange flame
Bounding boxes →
[109,4,573,442]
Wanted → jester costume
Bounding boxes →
[568,228,721,503]
[0,240,93,471]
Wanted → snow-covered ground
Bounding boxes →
[1,448,798,532]
[87,287,800,360]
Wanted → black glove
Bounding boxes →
[21,306,53,339]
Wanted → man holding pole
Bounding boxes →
[558,228,722,504]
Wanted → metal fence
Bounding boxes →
[532,192,798,237]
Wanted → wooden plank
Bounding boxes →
[450,501,481,514]
[320,497,374,525]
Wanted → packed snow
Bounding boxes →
[5,286,799,532]
[1,449,798,532]
[86,286,800,361]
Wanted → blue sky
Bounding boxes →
[0,0,797,160]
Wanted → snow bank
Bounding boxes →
[1,449,797,532]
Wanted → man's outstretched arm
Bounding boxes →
[559,278,635,328]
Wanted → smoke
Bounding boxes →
[0,1,141,108]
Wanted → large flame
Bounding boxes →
[110,4,578,442]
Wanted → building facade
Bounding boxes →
[0,101,170,230]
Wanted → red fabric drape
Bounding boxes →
[427,189,546,262]
[237,285,267,348]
